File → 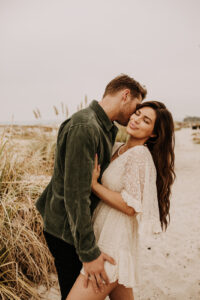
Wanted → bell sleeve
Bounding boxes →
[120,146,147,214]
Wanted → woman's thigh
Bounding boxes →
[66,274,118,300]
[109,285,134,300]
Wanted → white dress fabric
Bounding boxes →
[81,143,162,293]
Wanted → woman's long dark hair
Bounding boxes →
[136,101,175,231]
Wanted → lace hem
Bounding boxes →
[136,215,163,251]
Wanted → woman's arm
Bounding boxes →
[92,154,135,216]
[92,182,135,216]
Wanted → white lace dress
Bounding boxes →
[81,143,162,293]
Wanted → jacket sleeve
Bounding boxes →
[64,124,101,262]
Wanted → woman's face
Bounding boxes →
[126,106,157,141]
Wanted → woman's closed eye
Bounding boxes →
[144,118,150,124]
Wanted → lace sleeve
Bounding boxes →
[121,146,148,214]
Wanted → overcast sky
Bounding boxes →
[0,0,200,123]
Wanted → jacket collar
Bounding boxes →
[90,100,116,132]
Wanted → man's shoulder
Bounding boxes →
[58,106,100,136]
[71,106,97,127]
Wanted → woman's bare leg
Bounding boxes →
[66,274,118,300]
[109,285,134,300]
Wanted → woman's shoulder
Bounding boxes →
[128,144,149,157]
[127,145,154,165]
[112,143,154,165]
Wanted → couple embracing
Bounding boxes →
[36,74,175,300]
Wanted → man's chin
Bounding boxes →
[116,119,129,127]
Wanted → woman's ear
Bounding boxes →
[150,133,157,138]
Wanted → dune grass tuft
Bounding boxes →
[0,127,56,299]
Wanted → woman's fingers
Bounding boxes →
[83,272,89,288]
[94,154,98,170]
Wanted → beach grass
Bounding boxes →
[0,127,56,299]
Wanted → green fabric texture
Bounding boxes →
[35,100,118,262]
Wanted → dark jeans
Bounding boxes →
[43,231,82,300]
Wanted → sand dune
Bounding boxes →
[41,128,200,300]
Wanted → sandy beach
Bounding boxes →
[137,128,200,300]
[40,128,200,300]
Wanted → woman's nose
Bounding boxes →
[134,116,140,123]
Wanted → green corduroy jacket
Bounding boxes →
[35,100,118,262]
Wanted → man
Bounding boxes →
[36,74,147,299]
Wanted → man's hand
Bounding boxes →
[83,252,116,293]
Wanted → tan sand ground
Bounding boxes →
[40,128,200,300]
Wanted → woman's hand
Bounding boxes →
[91,154,101,190]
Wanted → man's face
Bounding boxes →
[117,94,142,126]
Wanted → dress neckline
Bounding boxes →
[111,143,130,164]
[111,142,148,165]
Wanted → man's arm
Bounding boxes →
[64,124,100,262]
[64,124,115,293]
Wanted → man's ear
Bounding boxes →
[122,89,131,102]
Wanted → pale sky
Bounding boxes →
[0,0,200,123]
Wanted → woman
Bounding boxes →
[66,101,175,300]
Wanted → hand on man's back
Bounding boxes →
[83,252,116,293]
